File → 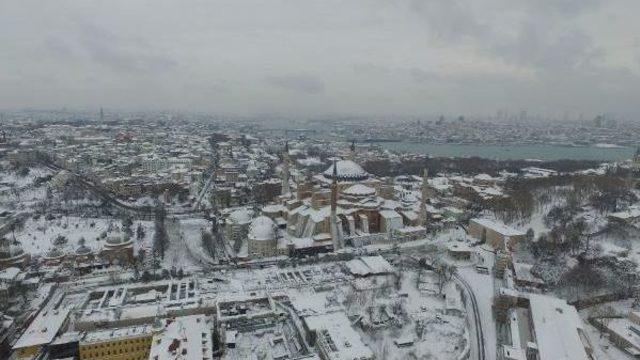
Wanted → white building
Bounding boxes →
[149,315,214,360]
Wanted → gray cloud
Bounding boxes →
[265,74,324,95]
[0,0,638,119]
[77,22,177,74]
[408,0,488,42]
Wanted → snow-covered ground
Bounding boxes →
[13,215,154,256]
[0,167,52,189]
[579,299,636,360]
[156,216,221,271]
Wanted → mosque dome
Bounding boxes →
[228,208,253,225]
[323,160,369,181]
[106,236,122,245]
[45,247,64,259]
[248,216,276,242]
[104,235,132,249]
[0,243,25,260]
[75,244,92,255]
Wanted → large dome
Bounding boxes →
[323,160,369,181]
[248,216,276,242]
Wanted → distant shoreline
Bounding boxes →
[364,140,630,148]
[369,141,634,161]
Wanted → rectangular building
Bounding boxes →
[468,218,525,250]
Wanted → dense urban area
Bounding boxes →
[2,111,640,360]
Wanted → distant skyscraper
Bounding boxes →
[100,107,104,122]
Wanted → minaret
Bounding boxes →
[348,140,356,160]
[419,168,429,227]
[281,142,291,196]
[330,159,343,250]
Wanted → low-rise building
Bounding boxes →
[468,218,525,250]
[79,324,154,360]
[302,311,374,360]
[149,315,213,360]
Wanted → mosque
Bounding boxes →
[240,142,430,258]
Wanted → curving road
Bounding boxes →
[455,273,486,360]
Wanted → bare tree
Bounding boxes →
[434,261,457,294]
[560,261,604,301]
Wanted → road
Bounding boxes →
[455,273,486,360]
[381,249,486,360]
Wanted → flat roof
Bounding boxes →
[82,325,153,344]
[598,317,640,351]
[528,294,591,360]
[13,305,70,349]
[345,256,394,276]
[470,218,525,237]
[149,315,213,360]
[303,311,373,360]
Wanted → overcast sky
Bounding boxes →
[1,0,639,119]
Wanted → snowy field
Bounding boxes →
[12,215,154,257]
[0,167,52,189]
[161,217,213,271]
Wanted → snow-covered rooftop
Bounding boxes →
[470,218,525,237]
[149,315,213,360]
[345,255,395,276]
[528,294,591,360]
[303,311,374,360]
[13,294,71,350]
[342,184,376,196]
[248,216,276,241]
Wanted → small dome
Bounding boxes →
[45,247,64,259]
[106,236,123,245]
[0,243,25,259]
[248,216,276,241]
[75,245,92,255]
[229,208,253,225]
[323,160,369,181]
